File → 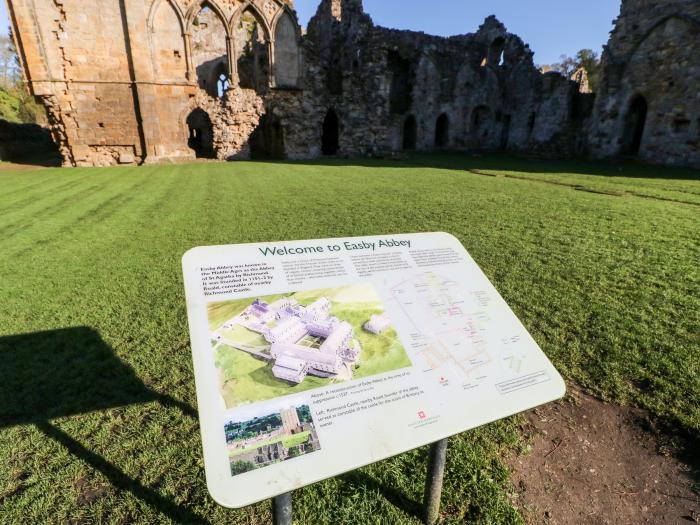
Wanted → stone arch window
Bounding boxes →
[273,10,301,88]
[471,106,492,138]
[207,60,230,98]
[217,71,230,98]
[388,51,413,115]
[403,115,417,151]
[500,114,512,150]
[321,109,339,155]
[191,4,229,98]
[325,40,344,95]
[622,95,647,155]
[235,8,271,93]
[186,108,215,158]
[151,0,187,81]
[671,116,691,134]
[435,113,449,148]
[487,36,506,67]
[528,112,536,135]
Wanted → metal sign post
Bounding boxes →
[423,438,449,524]
[271,438,449,525]
[272,491,293,525]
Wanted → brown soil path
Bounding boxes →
[509,386,699,525]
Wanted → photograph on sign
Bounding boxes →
[224,395,322,477]
[182,233,565,508]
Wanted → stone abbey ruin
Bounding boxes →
[6,0,700,168]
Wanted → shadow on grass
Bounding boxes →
[339,469,424,521]
[0,120,62,168]
[275,152,700,182]
[0,327,208,524]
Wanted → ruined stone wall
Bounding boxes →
[589,0,700,168]
[279,0,588,160]
[8,0,593,167]
[6,0,159,166]
[8,0,298,166]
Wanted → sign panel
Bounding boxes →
[182,232,565,508]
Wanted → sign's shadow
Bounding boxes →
[0,327,209,524]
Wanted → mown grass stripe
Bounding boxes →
[0,154,697,525]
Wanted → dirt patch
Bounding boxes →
[74,475,109,507]
[0,163,44,172]
[509,386,699,525]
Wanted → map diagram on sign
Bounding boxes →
[386,271,531,390]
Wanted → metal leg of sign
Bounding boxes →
[272,491,293,525]
[423,438,449,525]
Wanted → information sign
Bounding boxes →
[182,232,565,508]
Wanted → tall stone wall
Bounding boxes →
[273,1,589,160]
[7,0,298,166]
[10,0,696,168]
[589,0,700,168]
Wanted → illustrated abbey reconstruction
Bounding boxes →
[6,0,700,167]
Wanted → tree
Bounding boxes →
[0,35,18,87]
[545,49,601,92]
[551,54,578,79]
[0,27,42,124]
[575,49,601,92]
[230,460,256,476]
[1,25,24,86]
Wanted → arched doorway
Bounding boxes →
[435,113,449,148]
[403,115,417,151]
[250,113,285,159]
[321,109,339,155]
[186,108,214,158]
[622,95,648,155]
[472,106,491,139]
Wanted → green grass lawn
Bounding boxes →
[0,154,698,524]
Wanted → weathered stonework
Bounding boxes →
[589,0,700,168]
[6,0,699,168]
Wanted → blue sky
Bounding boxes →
[1,0,621,65]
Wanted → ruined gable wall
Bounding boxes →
[10,0,592,166]
[8,0,296,166]
[590,0,700,167]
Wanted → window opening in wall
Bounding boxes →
[435,113,449,148]
[274,11,300,88]
[236,9,270,93]
[403,115,417,150]
[191,5,229,98]
[321,109,339,155]
[622,95,647,155]
[217,73,230,98]
[672,117,691,134]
